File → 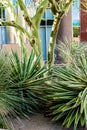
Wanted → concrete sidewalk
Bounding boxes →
[12,114,85,130]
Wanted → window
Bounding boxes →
[0,4,6,44]
[0,4,5,20]
[40,8,54,61]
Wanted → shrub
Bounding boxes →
[0,52,23,129]
[45,54,87,130]
[10,46,50,114]
[0,47,50,128]
[57,41,87,66]
[73,26,80,37]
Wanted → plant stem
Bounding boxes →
[48,0,72,67]
[48,13,63,67]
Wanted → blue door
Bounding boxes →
[40,26,52,61]
[40,8,54,61]
[40,27,47,61]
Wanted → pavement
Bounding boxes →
[10,114,85,130]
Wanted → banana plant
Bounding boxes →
[1,0,73,67]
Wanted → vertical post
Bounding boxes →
[80,0,87,42]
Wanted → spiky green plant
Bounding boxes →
[10,46,50,114]
[45,54,87,130]
[0,52,25,129]
[57,41,87,66]
[0,46,50,129]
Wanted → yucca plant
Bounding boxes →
[0,47,50,129]
[0,52,25,129]
[57,40,87,66]
[45,54,87,130]
[10,46,50,114]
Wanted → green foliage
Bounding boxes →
[1,0,48,60]
[10,46,50,114]
[57,41,87,66]
[0,120,7,129]
[45,54,87,129]
[73,26,80,37]
[48,0,72,67]
[0,52,24,129]
[1,0,73,67]
[0,47,50,128]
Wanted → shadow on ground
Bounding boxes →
[11,114,85,130]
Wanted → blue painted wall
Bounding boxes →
[0,27,7,44]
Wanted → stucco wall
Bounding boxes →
[2,43,32,57]
[57,8,72,42]
[55,8,72,64]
